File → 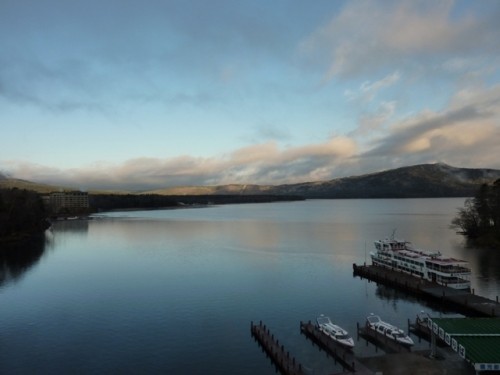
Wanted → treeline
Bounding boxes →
[89,194,304,211]
[0,188,50,241]
[90,194,179,211]
[452,179,500,246]
[162,194,305,205]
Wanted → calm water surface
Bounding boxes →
[1,198,500,374]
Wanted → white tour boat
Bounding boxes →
[366,314,414,346]
[316,314,355,348]
[370,235,471,290]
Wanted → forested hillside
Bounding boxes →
[0,189,50,241]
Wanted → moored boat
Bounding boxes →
[416,311,431,329]
[366,313,414,346]
[316,314,355,348]
[370,234,471,290]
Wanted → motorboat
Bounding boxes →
[366,314,414,346]
[416,311,431,329]
[316,314,355,348]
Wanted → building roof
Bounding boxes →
[433,317,500,335]
[430,318,500,371]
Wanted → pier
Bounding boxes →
[250,321,304,375]
[300,321,374,374]
[353,264,500,317]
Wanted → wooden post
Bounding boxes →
[430,329,436,358]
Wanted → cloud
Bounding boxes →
[0,0,298,112]
[299,0,500,80]
[344,71,401,102]
[4,81,500,190]
[361,83,500,169]
[3,135,358,190]
[352,101,397,137]
[4,75,500,190]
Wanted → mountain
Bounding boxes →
[146,163,500,199]
[268,163,500,198]
[2,163,500,198]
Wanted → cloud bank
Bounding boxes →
[300,0,500,80]
[4,81,500,191]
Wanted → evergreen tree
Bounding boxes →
[0,188,49,240]
[452,180,500,246]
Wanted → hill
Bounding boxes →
[2,163,500,199]
[268,163,500,198]
[0,177,65,194]
[145,163,500,198]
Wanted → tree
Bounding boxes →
[0,188,49,240]
[451,180,500,246]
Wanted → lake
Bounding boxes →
[1,198,499,374]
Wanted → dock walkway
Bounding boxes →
[250,321,304,375]
[300,321,374,375]
[353,264,500,317]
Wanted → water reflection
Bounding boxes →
[52,219,89,234]
[460,242,500,300]
[0,235,47,288]
[373,285,462,317]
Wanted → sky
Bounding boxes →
[1,0,500,191]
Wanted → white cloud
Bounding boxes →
[345,71,400,102]
[4,81,500,190]
[362,82,500,169]
[300,0,500,79]
[2,136,358,190]
[353,101,397,137]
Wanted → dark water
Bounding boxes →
[1,198,499,374]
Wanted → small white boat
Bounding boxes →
[366,314,414,346]
[316,314,355,348]
[416,311,431,329]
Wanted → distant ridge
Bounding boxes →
[2,163,500,199]
[145,163,500,198]
[0,177,64,194]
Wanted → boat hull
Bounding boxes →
[371,255,470,290]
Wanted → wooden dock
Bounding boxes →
[300,321,374,375]
[250,321,304,375]
[353,264,500,317]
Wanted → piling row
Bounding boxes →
[250,321,304,375]
[353,264,500,317]
[300,321,374,375]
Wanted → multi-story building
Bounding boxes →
[49,191,89,212]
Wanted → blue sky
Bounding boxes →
[1,0,500,191]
